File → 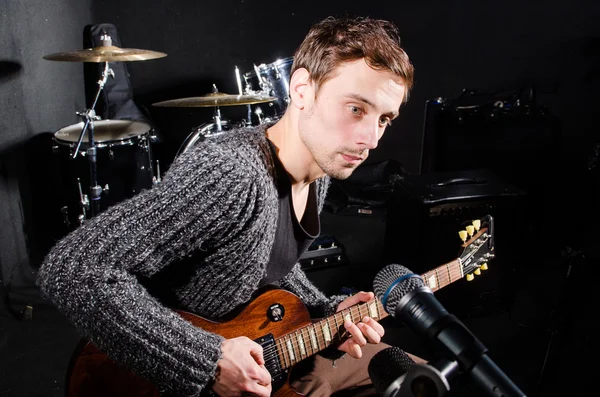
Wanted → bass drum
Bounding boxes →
[175,119,236,158]
[242,57,293,125]
[52,119,156,227]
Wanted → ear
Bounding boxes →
[289,68,313,110]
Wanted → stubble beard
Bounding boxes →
[299,102,359,180]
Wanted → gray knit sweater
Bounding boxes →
[37,123,347,396]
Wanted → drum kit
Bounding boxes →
[44,33,294,228]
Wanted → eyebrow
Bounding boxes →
[343,93,399,119]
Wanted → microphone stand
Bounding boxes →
[386,359,459,397]
[71,34,115,220]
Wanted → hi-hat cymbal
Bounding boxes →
[43,45,167,62]
[152,92,278,107]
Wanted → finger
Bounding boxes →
[247,381,271,397]
[345,321,367,346]
[347,338,363,359]
[362,316,385,338]
[248,341,265,365]
[255,364,272,386]
[351,291,375,305]
[357,322,382,344]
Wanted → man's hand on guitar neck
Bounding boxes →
[213,336,272,397]
[336,291,385,359]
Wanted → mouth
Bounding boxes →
[341,153,364,165]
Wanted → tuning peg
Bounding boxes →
[472,219,481,231]
[466,273,475,281]
[458,230,468,242]
[480,263,488,270]
[474,268,481,276]
[466,225,475,237]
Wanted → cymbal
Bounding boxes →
[43,45,167,62]
[152,92,277,107]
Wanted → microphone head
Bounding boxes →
[373,264,425,314]
[368,346,415,395]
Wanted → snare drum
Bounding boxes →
[243,57,293,124]
[52,119,155,226]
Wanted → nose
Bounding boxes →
[356,117,381,150]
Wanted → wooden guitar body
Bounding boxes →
[67,288,312,397]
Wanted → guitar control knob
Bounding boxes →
[267,303,285,322]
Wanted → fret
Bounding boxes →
[309,326,319,352]
[278,337,289,369]
[322,319,332,344]
[358,302,365,320]
[368,300,378,319]
[296,331,306,357]
[344,309,352,325]
[446,263,452,285]
[333,311,340,335]
[432,267,441,287]
[330,314,337,342]
[357,304,365,322]
[424,270,438,291]
[455,260,464,278]
[286,337,296,363]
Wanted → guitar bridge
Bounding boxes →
[255,333,287,391]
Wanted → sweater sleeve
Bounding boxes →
[279,263,348,318]
[36,143,257,396]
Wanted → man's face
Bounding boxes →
[298,59,406,180]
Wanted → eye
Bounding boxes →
[379,116,392,127]
[349,106,363,116]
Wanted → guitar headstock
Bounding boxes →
[456,215,495,281]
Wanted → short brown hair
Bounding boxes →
[292,16,415,102]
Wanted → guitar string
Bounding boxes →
[257,228,492,364]
[260,264,472,355]
[260,303,372,363]
[260,296,428,365]
[259,265,480,365]
[261,232,490,365]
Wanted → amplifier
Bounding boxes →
[384,168,526,316]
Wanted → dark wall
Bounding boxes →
[2,0,600,302]
[0,0,92,298]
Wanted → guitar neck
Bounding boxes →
[274,259,463,369]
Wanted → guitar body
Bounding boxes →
[66,288,313,397]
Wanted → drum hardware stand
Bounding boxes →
[235,65,253,126]
[152,160,161,185]
[76,177,89,224]
[206,84,225,135]
[71,33,115,220]
[253,63,269,93]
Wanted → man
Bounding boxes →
[37,16,416,397]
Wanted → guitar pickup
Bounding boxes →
[254,333,287,387]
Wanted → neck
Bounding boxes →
[266,112,325,187]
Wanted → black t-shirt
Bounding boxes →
[258,142,320,287]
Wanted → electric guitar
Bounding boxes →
[65,216,495,397]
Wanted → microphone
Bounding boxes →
[373,264,527,397]
[368,347,414,396]
[369,347,459,397]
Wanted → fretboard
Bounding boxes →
[420,258,463,292]
[274,298,388,370]
[274,258,464,369]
